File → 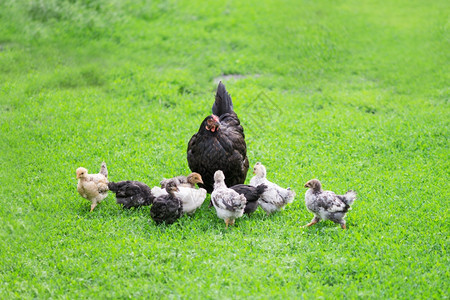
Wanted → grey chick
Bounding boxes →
[303,179,357,229]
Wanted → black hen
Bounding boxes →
[150,183,183,225]
[230,184,267,215]
[108,181,154,209]
[187,82,249,193]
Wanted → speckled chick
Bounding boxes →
[303,179,357,229]
[211,170,246,228]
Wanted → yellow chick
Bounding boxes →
[76,162,109,212]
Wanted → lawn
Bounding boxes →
[0,0,448,298]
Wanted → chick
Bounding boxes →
[160,172,204,188]
[229,184,268,215]
[249,162,295,215]
[108,181,154,209]
[150,182,183,225]
[303,179,357,229]
[76,162,109,212]
[151,186,207,215]
[211,170,247,228]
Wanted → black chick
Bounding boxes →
[150,182,183,225]
[108,181,154,209]
[230,184,268,215]
[187,81,249,193]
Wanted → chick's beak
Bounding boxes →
[304,183,309,188]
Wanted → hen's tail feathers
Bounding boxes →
[256,184,268,196]
[108,182,118,192]
[212,81,234,116]
[343,190,357,206]
[100,162,108,178]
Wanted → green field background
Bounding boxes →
[0,0,448,298]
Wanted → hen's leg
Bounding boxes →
[303,216,320,228]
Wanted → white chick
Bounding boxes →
[249,162,295,215]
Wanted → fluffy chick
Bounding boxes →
[303,179,357,229]
[151,186,207,215]
[249,162,295,215]
[229,184,268,215]
[160,172,204,188]
[108,181,154,209]
[150,182,183,225]
[211,170,247,228]
[76,162,109,212]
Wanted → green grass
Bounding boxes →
[0,0,449,298]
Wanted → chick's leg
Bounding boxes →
[339,220,347,229]
[90,202,98,212]
[225,219,229,229]
[303,216,320,228]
